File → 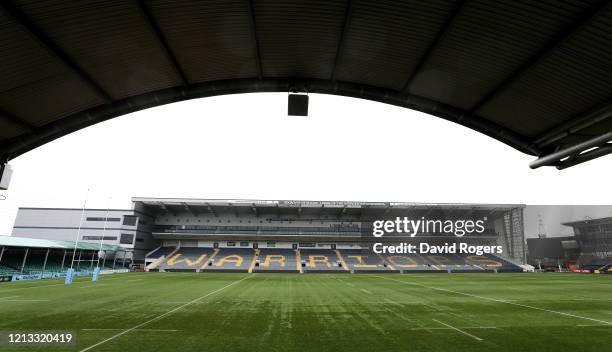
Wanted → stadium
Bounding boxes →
[1,1,612,351]
[1,199,611,351]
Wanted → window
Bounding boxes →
[299,242,316,248]
[82,236,117,241]
[120,233,134,244]
[122,216,138,226]
[227,241,236,247]
[240,241,249,247]
[87,217,120,222]
[266,242,276,248]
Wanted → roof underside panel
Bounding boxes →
[255,0,347,79]
[0,0,611,166]
[146,0,259,83]
[479,2,612,141]
[0,11,104,129]
[13,0,182,99]
[334,0,459,90]
[408,0,598,110]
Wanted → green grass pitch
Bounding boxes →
[1,272,611,351]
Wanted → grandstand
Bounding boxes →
[0,236,130,280]
[526,216,612,272]
[133,198,526,274]
[6,198,528,277]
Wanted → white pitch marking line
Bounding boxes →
[576,324,612,327]
[411,326,496,331]
[432,319,484,341]
[360,288,373,295]
[79,275,253,352]
[374,275,612,326]
[0,295,21,300]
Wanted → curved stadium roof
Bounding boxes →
[1,0,612,169]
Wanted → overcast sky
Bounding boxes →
[1,93,611,235]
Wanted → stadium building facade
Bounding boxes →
[525,216,612,272]
[562,217,612,270]
[9,198,529,273]
[12,207,156,261]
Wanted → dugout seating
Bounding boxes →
[339,249,392,272]
[300,249,347,272]
[160,247,215,271]
[203,248,255,272]
[253,249,299,272]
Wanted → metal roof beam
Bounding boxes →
[401,0,466,92]
[246,0,263,79]
[229,204,239,217]
[338,205,347,218]
[532,99,612,148]
[0,2,113,103]
[182,203,197,216]
[206,203,218,217]
[0,108,35,133]
[158,202,175,216]
[331,0,354,82]
[468,1,609,114]
[135,0,189,86]
[555,144,612,170]
[529,132,612,169]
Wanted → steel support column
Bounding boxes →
[20,248,29,274]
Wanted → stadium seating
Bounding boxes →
[203,248,255,272]
[160,247,216,271]
[378,253,440,271]
[465,254,522,272]
[0,263,20,276]
[253,249,299,272]
[148,247,523,273]
[0,250,26,274]
[420,253,482,271]
[299,249,347,272]
[339,249,392,272]
[147,247,176,258]
[0,249,69,275]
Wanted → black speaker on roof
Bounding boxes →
[288,94,308,116]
